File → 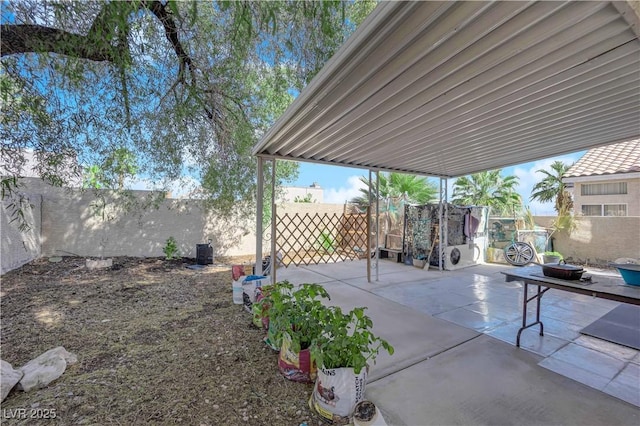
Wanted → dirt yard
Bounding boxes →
[1,256,319,425]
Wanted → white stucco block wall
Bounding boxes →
[40,190,256,259]
[1,194,42,275]
[535,215,640,264]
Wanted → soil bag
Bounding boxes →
[278,334,316,383]
[310,366,367,424]
[231,264,245,281]
[242,275,267,313]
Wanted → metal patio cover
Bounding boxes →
[252,1,640,179]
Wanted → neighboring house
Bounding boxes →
[563,139,640,217]
[281,182,323,203]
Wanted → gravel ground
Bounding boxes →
[1,256,321,425]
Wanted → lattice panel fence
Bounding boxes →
[275,208,370,267]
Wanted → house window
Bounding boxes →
[581,182,627,196]
[581,204,628,216]
[603,204,627,216]
[582,205,602,216]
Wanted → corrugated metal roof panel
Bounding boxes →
[253,1,640,178]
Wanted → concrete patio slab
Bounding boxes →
[604,362,640,407]
[366,335,639,426]
[272,265,336,285]
[301,260,377,280]
[319,280,479,382]
[269,259,640,423]
[485,322,571,357]
[541,342,628,380]
[434,306,507,332]
[574,335,639,361]
[463,300,523,322]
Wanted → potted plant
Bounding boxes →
[412,255,427,268]
[542,251,563,264]
[251,280,294,350]
[309,306,394,424]
[250,282,276,329]
[272,283,330,383]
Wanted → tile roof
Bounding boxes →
[565,139,640,178]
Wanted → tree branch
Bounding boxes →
[1,0,194,73]
[143,0,193,79]
[1,24,116,61]
[3,1,239,138]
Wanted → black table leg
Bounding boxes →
[516,282,549,347]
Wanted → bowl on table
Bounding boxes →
[609,263,640,286]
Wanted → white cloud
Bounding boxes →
[323,175,367,204]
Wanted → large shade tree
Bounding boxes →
[451,170,522,216]
[1,0,377,221]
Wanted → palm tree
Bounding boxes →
[350,172,438,207]
[530,161,574,214]
[350,172,438,239]
[530,161,577,248]
[451,170,522,216]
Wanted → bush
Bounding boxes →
[163,236,180,260]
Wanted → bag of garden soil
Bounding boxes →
[242,275,267,313]
[231,264,245,281]
[277,334,316,383]
[309,366,367,425]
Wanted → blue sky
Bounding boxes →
[289,151,585,216]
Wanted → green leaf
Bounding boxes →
[167,0,179,16]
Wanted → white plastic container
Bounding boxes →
[232,279,243,304]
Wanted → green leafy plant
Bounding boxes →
[271,283,331,353]
[311,306,394,374]
[163,236,180,260]
[316,231,335,253]
[252,280,295,349]
[542,251,563,264]
[543,251,563,258]
[251,281,289,329]
[294,193,315,203]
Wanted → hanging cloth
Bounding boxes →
[464,210,480,238]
